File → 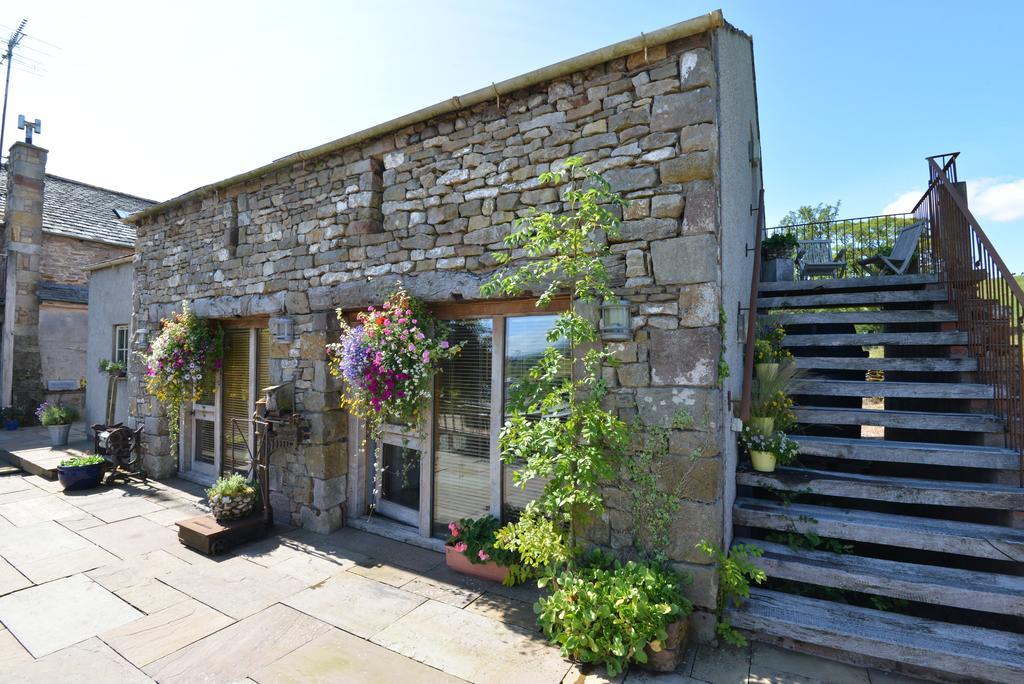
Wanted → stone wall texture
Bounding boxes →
[130,28,756,620]
[41,234,131,285]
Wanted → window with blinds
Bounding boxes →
[433,319,493,533]
[222,328,251,473]
[502,314,567,515]
[257,328,271,396]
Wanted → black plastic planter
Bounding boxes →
[57,463,105,491]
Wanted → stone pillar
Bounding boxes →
[2,142,47,416]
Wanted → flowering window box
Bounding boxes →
[444,545,509,584]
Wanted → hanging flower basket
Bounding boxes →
[326,285,460,434]
[142,302,223,446]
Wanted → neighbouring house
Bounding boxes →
[125,10,758,632]
[84,255,134,426]
[0,146,154,419]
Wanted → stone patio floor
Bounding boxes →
[0,468,926,683]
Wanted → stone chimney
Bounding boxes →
[1,142,46,413]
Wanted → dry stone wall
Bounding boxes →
[130,31,734,610]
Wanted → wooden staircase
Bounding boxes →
[731,274,1024,682]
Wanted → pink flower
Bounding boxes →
[440,341,450,349]
[408,344,416,352]
[477,550,490,562]
[422,350,430,363]
[448,521,460,537]
[453,542,468,553]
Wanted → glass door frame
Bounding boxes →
[343,297,569,539]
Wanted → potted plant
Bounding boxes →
[753,323,793,380]
[761,232,798,282]
[57,454,107,491]
[741,427,798,473]
[98,358,127,378]
[207,473,258,521]
[536,554,693,676]
[36,401,79,447]
[444,516,526,585]
[0,407,20,431]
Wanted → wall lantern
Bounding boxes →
[270,316,295,344]
[132,328,150,350]
[599,298,632,342]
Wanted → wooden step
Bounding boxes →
[736,538,1024,617]
[783,331,967,347]
[729,589,1024,682]
[794,435,1020,470]
[759,273,939,294]
[759,290,948,309]
[794,406,1004,433]
[733,498,1024,560]
[795,356,977,372]
[737,467,1024,509]
[790,379,992,400]
[770,309,958,326]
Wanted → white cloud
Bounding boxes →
[881,190,922,216]
[879,177,1024,223]
[969,177,1024,222]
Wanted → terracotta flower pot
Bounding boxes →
[750,449,777,473]
[444,545,509,583]
[747,416,774,436]
[642,616,690,672]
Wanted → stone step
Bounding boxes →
[729,589,1024,682]
[736,538,1024,617]
[759,289,948,310]
[733,498,1024,560]
[790,379,992,400]
[793,406,1004,433]
[793,435,1020,470]
[737,466,1024,509]
[770,309,959,326]
[782,331,967,347]
[758,273,939,294]
[795,356,977,373]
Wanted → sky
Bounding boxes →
[1,1,1022,269]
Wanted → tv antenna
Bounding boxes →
[0,19,28,166]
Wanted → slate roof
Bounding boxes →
[0,169,156,247]
[37,282,89,305]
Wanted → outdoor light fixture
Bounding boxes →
[599,298,632,341]
[270,316,295,343]
[133,328,150,349]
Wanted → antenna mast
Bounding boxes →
[0,19,28,166]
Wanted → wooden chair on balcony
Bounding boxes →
[858,220,927,276]
[796,239,847,279]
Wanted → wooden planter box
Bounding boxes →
[444,545,509,583]
[642,617,690,672]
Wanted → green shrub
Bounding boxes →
[206,473,255,500]
[35,402,79,426]
[60,454,106,468]
[493,504,570,585]
[98,359,127,375]
[697,541,767,647]
[537,558,692,676]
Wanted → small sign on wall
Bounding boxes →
[47,380,80,391]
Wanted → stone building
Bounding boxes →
[125,11,760,621]
[0,144,154,417]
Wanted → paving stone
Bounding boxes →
[0,520,117,583]
[563,663,626,683]
[142,504,201,526]
[348,559,421,587]
[58,512,106,530]
[160,555,308,619]
[0,574,142,657]
[250,627,463,684]
[320,527,444,572]
[0,493,88,526]
[749,642,870,684]
[284,570,425,638]
[87,549,193,613]
[80,516,180,559]
[0,475,33,495]
[0,486,50,506]
[0,556,31,596]
[0,626,32,670]
[402,574,483,608]
[69,491,165,523]
[465,592,539,632]
[371,599,571,684]
[622,669,702,683]
[271,551,353,585]
[689,643,750,684]
[6,637,152,684]
[143,603,332,683]
[102,598,234,667]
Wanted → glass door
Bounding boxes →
[188,382,220,482]
[373,426,425,527]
